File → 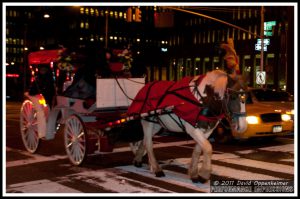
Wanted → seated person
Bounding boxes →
[28,64,55,108]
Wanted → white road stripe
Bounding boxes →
[6,169,172,194]
[212,165,283,180]
[219,158,294,175]
[116,165,210,193]
[6,147,67,168]
[259,144,294,153]
[58,169,172,193]
[6,179,81,193]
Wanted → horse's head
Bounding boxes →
[224,74,248,133]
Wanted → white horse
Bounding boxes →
[128,70,248,183]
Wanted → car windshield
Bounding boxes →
[251,89,292,102]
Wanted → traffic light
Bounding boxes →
[126,8,132,22]
[135,8,142,22]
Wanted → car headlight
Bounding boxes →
[246,116,259,124]
[286,109,294,115]
[281,114,292,121]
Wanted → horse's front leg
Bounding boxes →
[189,143,203,183]
[141,120,165,177]
[185,125,213,183]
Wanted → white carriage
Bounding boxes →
[20,49,145,165]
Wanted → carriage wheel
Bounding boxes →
[64,114,87,166]
[20,100,40,153]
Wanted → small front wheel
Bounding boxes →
[64,114,88,166]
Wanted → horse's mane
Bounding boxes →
[199,70,228,99]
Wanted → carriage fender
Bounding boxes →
[45,106,76,140]
[25,93,48,138]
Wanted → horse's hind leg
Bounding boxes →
[133,139,146,168]
[141,119,165,177]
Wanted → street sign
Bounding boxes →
[256,71,266,85]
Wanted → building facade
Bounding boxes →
[5,5,295,99]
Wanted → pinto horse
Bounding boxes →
[127,69,248,183]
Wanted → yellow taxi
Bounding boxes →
[213,88,294,142]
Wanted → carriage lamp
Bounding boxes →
[246,116,259,124]
[281,114,292,122]
[38,94,47,107]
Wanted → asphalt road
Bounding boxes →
[4,101,295,196]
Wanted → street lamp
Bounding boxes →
[43,13,50,18]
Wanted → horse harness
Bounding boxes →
[127,75,245,132]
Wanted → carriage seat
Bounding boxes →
[62,77,96,100]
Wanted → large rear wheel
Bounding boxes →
[64,114,88,166]
[20,100,40,153]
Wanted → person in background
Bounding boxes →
[97,48,113,78]
[130,49,147,78]
[28,64,56,108]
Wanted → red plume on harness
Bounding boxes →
[220,38,240,75]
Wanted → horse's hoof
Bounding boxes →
[197,175,209,184]
[155,171,165,177]
[191,178,200,183]
[191,176,208,184]
[133,161,142,168]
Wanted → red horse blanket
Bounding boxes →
[127,76,224,126]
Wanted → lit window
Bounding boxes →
[80,21,84,28]
[85,22,89,29]
[80,7,84,14]
[248,26,252,40]
[85,8,89,15]
[119,12,123,18]
[90,8,94,16]
[114,11,118,18]
[110,11,113,17]
[95,9,99,16]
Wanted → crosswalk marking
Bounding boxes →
[6,169,172,194]
[6,147,67,168]
[259,144,294,153]
[5,141,294,194]
[7,179,81,193]
[116,165,210,192]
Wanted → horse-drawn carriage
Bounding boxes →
[20,48,146,166]
[20,40,248,183]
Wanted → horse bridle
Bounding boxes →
[223,87,247,122]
